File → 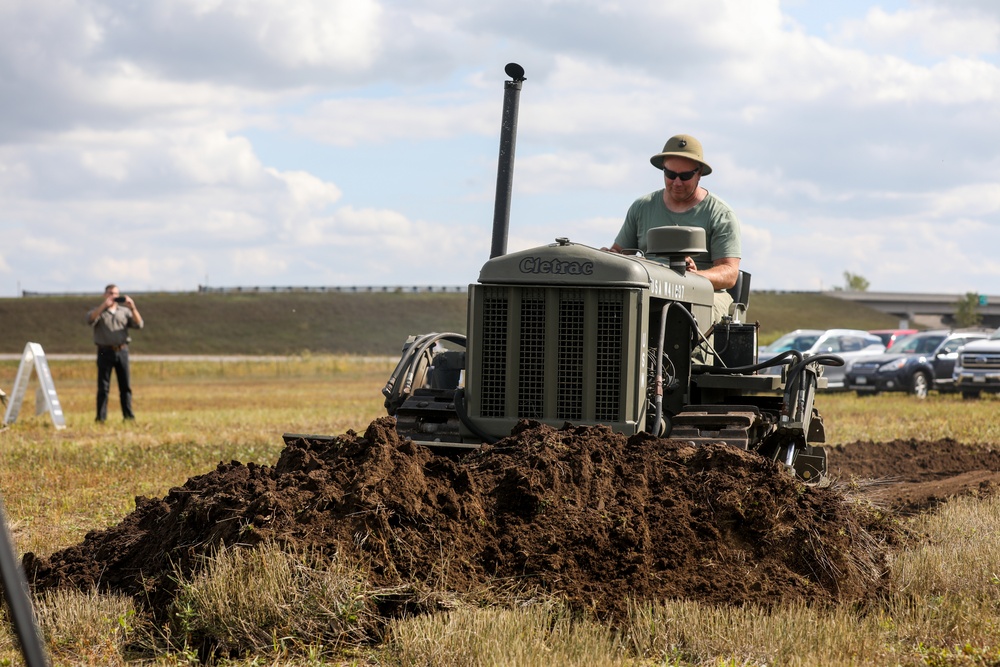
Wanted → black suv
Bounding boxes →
[845,330,990,398]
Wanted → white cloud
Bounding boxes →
[513,152,634,194]
[0,0,999,297]
[278,169,342,209]
[217,0,384,68]
[167,132,274,188]
[837,5,1000,57]
[103,255,155,286]
[923,183,1000,218]
[295,92,498,147]
[97,0,387,80]
[229,247,289,277]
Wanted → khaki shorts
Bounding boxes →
[712,290,734,325]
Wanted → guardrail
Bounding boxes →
[20,285,468,297]
[197,285,468,294]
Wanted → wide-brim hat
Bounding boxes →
[649,134,712,176]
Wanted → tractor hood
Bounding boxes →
[477,238,714,307]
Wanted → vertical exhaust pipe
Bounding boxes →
[490,63,526,259]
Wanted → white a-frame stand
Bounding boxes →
[2,343,66,429]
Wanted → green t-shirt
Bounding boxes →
[614,189,742,270]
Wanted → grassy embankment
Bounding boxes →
[0,291,470,356]
[0,356,998,665]
[0,290,902,356]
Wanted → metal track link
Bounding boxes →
[669,405,763,450]
[392,388,464,443]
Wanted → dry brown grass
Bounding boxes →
[816,390,1000,445]
[1,356,392,556]
[165,542,376,659]
[1,358,1000,665]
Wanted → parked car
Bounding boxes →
[846,330,990,398]
[758,329,886,390]
[953,327,1000,399]
[757,329,823,357]
[869,328,918,350]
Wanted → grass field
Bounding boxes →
[2,358,999,665]
[1,357,393,556]
[0,292,471,356]
[0,290,903,356]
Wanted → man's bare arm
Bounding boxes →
[688,257,740,290]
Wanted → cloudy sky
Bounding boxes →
[1,0,998,297]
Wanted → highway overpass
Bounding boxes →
[824,291,1000,329]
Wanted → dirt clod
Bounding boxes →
[29,418,982,620]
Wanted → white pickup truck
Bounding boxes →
[954,327,1000,399]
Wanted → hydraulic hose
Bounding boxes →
[787,352,844,377]
[700,349,804,376]
[652,303,673,436]
[384,334,500,446]
[785,353,844,393]
[652,302,708,436]
[383,332,466,415]
[453,388,499,445]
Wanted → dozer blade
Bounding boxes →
[282,432,337,449]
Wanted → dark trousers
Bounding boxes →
[96,347,134,420]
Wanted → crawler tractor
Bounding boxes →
[289,64,841,481]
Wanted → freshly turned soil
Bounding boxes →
[25,418,999,622]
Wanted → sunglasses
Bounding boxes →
[663,167,700,181]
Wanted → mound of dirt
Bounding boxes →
[828,438,1000,514]
[25,418,896,619]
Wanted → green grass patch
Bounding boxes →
[0,291,469,356]
[0,290,899,355]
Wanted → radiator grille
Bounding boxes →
[517,289,546,418]
[960,352,1000,370]
[595,293,624,420]
[480,288,509,417]
[557,291,585,419]
[476,286,628,423]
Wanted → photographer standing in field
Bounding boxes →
[87,284,143,422]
